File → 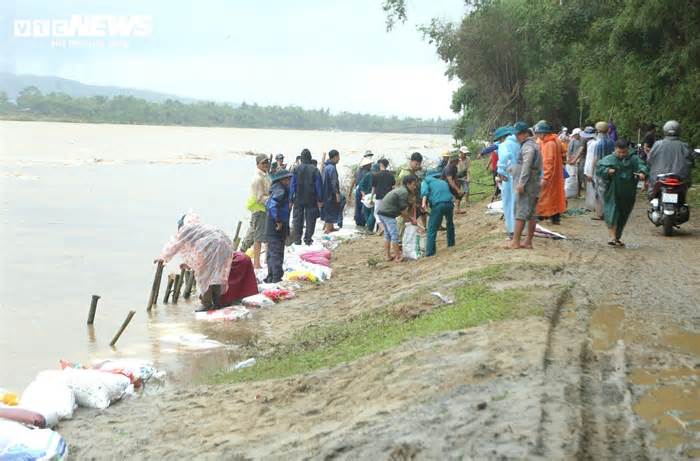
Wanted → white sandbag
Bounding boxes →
[565,165,578,198]
[92,359,165,387]
[242,294,275,308]
[195,306,251,321]
[299,261,332,281]
[160,333,225,351]
[20,373,75,428]
[402,224,425,260]
[486,200,503,215]
[61,368,131,410]
[0,419,68,460]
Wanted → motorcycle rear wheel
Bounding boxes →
[662,215,674,236]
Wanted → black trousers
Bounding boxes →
[293,204,319,245]
[265,237,285,282]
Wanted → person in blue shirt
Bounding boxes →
[263,169,292,283]
[421,168,455,256]
[290,149,323,245]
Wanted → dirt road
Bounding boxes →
[61,197,700,460]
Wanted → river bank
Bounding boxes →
[58,195,700,459]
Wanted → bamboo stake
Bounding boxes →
[87,295,100,325]
[147,261,165,311]
[110,310,135,347]
[232,220,242,251]
[163,274,175,303]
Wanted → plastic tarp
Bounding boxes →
[158,213,233,296]
[160,333,225,351]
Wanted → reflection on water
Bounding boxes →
[0,121,453,391]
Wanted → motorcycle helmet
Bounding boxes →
[663,120,680,136]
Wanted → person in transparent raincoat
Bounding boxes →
[155,213,233,311]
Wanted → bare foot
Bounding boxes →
[385,255,394,262]
[519,244,533,249]
[503,244,519,250]
[393,256,404,263]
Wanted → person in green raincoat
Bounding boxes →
[596,138,648,247]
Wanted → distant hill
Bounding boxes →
[0,73,194,103]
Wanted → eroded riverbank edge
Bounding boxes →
[60,197,700,460]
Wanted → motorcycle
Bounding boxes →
[647,173,690,236]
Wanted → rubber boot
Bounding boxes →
[211,284,222,309]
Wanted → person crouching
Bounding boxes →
[264,169,292,283]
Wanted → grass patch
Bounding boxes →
[211,265,545,384]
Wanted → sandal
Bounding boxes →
[615,240,626,247]
[607,240,616,247]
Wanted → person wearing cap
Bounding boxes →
[263,169,293,283]
[442,152,464,212]
[456,146,472,209]
[358,160,379,232]
[576,127,596,195]
[584,121,614,218]
[534,121,567,224]
[438,151,451,170]
[321,149,342,234]
[509,122,543,249]
[290,149,323,245]
[495,125,519,236]
[270,153,286,174]
[397,152,428,233]
[421,168,455,256]
[352,157,374,227]
[567,128,584,197]
[240,154,272,269]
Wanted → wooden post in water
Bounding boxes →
[232,220,242,251]
[163,274,175,303]
[183,269,196,299]
[147,261,164,311]
[87,295,100,325]
[110,310,136,347]
[172,268,185,303]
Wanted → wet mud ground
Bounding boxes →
[61,197,700,460]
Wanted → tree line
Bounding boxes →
[0,86,455,135]
[384,0,700,146]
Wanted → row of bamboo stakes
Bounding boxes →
[86,221,244,347]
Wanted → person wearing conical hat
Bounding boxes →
[263,169,293,283]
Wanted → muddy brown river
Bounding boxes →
[0,120,453,391]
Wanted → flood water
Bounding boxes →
[0,120,453,391]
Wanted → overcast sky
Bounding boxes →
[1,0,465,118]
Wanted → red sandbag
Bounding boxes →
[299,250,331,267]
[0,407,47,428]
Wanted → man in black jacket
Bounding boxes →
[290,149,323,245]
